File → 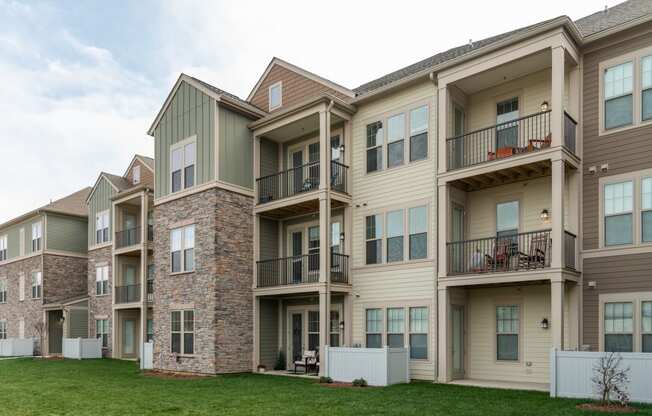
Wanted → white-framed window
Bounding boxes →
[365,308,382,348]
[604,181,633,246]
[18,273,24,302]
[409,105,428,162]
[409,307,428,359]
[387,113,405,168]
[19,228,25,257]
[642,301,652,353]
[31,271,42,299]
[365,214,383,265]
[0,235,7,261]
[132,165,141,185]
[604,62,634,130]
[365,205,429,265]
[268,81,282,110]
[0,321,6,340]
[31,221,42,252]
[0,279,6,303]
[95,210,110,244]
[171,310,194,355]
[386,210,404,263]
[170,225,195,273]
[642,55,652,121]
[366,121,383,173]
[147,319,154,343]
[496,305,519,361]
[642,177,652,243]
[387,308,405,348]
[329,310,340,347]
[604,302,634,352]
[96,319,108,348]
[307,310,320,351]
[95,265,109,296]
[170,138,196,193]
[409,206,428,260]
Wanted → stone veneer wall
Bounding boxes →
[87,246,113,357]
[42,254,88,304]
[153,187,253,374]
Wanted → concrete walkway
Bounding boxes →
[449,379,549,392]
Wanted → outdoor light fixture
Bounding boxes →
[339,321,345,331]
[540,209,550,223]
[340,232,345,242]
[540,318,549,329]
[540,101,549,112]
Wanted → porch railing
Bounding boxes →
[146,280,154,303]
[564,230,577,270]
[446,110,551,170]
[256,161,349,204]
[256,251,350,287]
[447,229,551,275]
[115,227,141,249]
[564,112,577,154]
[115,284,141,304]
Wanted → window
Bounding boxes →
[604,302,633,352]
[643,178,652,242]
[31,271,41,299]
[496,201,519,238]
[496,98,519,148]
[386,210,404,262]
[366,309,382,348]
[496,305,519,361]
[0,235,6,261]
[95,265,109,296]
[96,319,108,348]
[308,226,319,272]
[643,302,652,353]
[604,62,634,130]
[18,274,24,302]
[330,310,340,347]
[366,121,383,173]
[387,308,405,348]
[171,310,194,355]
[146,319,154,343]
[171,139,196,193]
[409,206,428,260]
[409,106,428,161]
[31,222,42,252]
[0,321,6,340]
[604,181,633,246]
[642,56,652,121]
[308,311,320,351]
[387,114,405,168]
[0,279,6,303]
[170,225,195,273]
[95,210,110,244]
[19,228,24,257]
[268,82,282,110]
[409,307,428,359]
[365,215,383,264]
[132,165,141,185]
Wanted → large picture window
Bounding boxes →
[604,302,633,352]
[604,181,633,246]
[496,305,519,361]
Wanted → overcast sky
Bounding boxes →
[0,0,622,223]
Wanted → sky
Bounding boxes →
[0,0,623,223]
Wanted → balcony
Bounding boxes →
[256,161,349,205]
[115,227,141,249]
[115,284,141,304]
[256,252,349,288]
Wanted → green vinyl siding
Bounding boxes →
[153,81,215,198]
[46,214,88,254]
[0,214,43,261]
[87,177,116,247]
[259,138,279,177]
[218,106,254,189]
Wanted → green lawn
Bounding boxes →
[0,359,649,416]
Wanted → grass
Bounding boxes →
[0,359,650,416]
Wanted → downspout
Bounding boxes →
[429,71,439,382]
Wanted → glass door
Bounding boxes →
[452,305,465,379]
[496,97,519,150]
[307,226,319,276]
[291,231,303,284]
[291,150,304,194]
[124,213,137,246]
[307,143,320,190]
[123,319,136,356]
[291,313,303,362]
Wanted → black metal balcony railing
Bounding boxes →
[447,110,551,170]
[564,230,577,270]
[447,229,552,275]
[115,284,141,304]
[115,227,141,249]
[564,112,577,154]
[256,251,350,287]
[256,161,349,204]
[146,280,154,303]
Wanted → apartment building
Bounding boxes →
[86,155,154,359]
[0,188,90,355]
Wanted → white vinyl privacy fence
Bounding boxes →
[325,346,409,386]
[142,342,153,370]
[62,338,102,359]
[0,339,34,357]
[550,349,652,403]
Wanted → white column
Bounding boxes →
[551,159,565,269]
[551,280,565,350]
[318,108,332,376]
[551,46,565,148]
[344,293,353,346]
[437,184,450,277]
[253,295,260,372]
[319,287,330,376]
[437,85,449,174]
[437,287,451,382]
[140,193,148,365]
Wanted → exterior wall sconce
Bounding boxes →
[339,321,345,331]
[339,232,345,242]
[540,209,550,223]
[539,318,549,329]
[540,101,549,112]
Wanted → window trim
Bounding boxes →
[132,165,141,185]
[0,278,6,304]
[96,319,109,348]
[495,304,521,362]
[169,135,197,194]
[365,308,383,348]
[31,271,42,299]
[409,306,429,360]
[95,209,110,245]
[31,221,42,252]
[170,224,195,274]
[0,320,6,340]
[95,265,109,296]
[386,307,405,348]
[268,81,282,110]
[171,309,195,356]
[598,292,652,353]
[0,234,7,262]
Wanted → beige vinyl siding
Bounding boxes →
[1,214,44,260]
[259,218,279,260]
[153,81,215,199]
[46,213,87,254]
[259,138,279,177]
[218,106,255,189]
[87,176,115,247]
[259,298,279,369]
[351,80,437,380]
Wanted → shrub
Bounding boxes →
[273,350,286,371]
[591,352,631,406]
[352,378,368,387]
[319,376,333,384]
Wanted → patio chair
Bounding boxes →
[294,350,318,374]
[518,234,549,269]
[528,133,552,151]
[485,238,513,271]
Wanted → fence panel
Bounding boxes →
[325,346,409,386]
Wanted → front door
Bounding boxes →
[122,318,136,358]
[48,310,64,355]
[496,97,519,149]
[291,313,303,362]
[291,150,304,195]
[452,305,465,379]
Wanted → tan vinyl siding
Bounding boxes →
[218,106,254,189]
[259,138,279,177]
[45,213,87,254]
[259,298,279,369]
[125,159,154,187]
[583,27,652,250]
[582,253,652,350]
[87,177,115,247]
[153,81,215,199]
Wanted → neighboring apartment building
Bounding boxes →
[86,155,154,359]
[0,188,91,355]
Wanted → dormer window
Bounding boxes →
[269,81,282,110]
[133,165,141,185]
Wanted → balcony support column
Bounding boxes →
[437,85,449,174]
[551,46,565,148]
[318,107,332,376]
[139,192,148,367]
[437,286,451,382]
[551,279,565,350]
[253,295,260,372]
[437,184,450,277]
[551,158,565,269]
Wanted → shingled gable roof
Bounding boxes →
[575,0,652,38]
[0,187,91,230]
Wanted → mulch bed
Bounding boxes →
[319,382,374,389]
[577,403,638,413]
[142,370,213,380]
